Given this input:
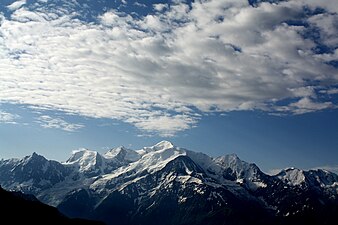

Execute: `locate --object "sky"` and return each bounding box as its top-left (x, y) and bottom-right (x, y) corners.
top-left (0, 0), bottom-right (337, 174)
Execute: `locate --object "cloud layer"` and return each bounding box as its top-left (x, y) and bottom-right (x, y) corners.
top-left (0, 0), bottom-right (337, 136)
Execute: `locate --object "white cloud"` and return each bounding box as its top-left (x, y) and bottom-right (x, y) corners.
top-left (0, 0), bottom-right (337, 136)
top-left (127, 114), bottom-right (198, 137)
top-left (134, 2), bottom-right (146, 8)
top-left (274, 97), bottom-right (333, 114)
top-left (153, 3), bottom-right (168, 12)
top-left (99, 10), bottom-right (121, 26)
top-left (36, 115), bottom-right (84, 132)
top-left (0, 110), bottom-right (19, 124)
top-left (7, 0), bottom-right (26, 11)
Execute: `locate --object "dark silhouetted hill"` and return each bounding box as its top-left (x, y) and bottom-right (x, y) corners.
top-left (0, 186), bottom-right (104, 225)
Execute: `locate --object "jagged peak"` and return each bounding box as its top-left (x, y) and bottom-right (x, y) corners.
top-left (214, 153), bottom-right (253, 170)
top-left (22, 152), bottom-right (47, 162)
top-left (277, 167), bottom-right (306, 186)
top-left (213, 153), bottom-right (263, 182)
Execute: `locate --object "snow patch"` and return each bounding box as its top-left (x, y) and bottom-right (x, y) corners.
top-left (176, 175), bottom-right (202, 185)
top-left (252, 181), bottom-right (267, 188)
top-left (178, 196), bottom-right (187, 204)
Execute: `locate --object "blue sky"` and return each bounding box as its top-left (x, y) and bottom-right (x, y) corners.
top-left (0, 0), bottom-right (337, 174)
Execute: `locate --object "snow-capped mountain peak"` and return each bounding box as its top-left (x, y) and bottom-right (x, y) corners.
top-left (104, 146), bottom-right (127, 158)
top-left (122, 144), bottom-right (185, 175)
top-left (144, 140), bottom-right (175, 152)
top-left (215, 153), bottom-right (241, 166)
top-left (20, 152), bottom-right (48, 165)
top-left (214, 153), bottom-right (261, 179)
top-left (215, 153), bottom-right (243, 167)
top-left (26, 151), bottom-right (44, 159)
top-left (277, 168), bottom-right (306, 186)
top-left (66, 149), bottom-right (94, 163)
top-left (64, 149), bottom-right (103, 173)
top-left (30, 152), bottom-right (40, 158)
top-left (153, 140), bottom-right (175, 149)
top-left (104, 146), bottom-right (140, 162)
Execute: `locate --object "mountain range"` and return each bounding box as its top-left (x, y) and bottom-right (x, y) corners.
top-left (1, 141), bottom-right (337, 225)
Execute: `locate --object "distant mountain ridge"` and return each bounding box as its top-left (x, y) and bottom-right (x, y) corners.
top-left (1, 141), bottom-right (337, 225)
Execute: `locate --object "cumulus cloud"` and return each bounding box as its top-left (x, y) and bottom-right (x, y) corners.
top-left (0, 0), bottom-right (337, 136)
top-left (0, 110), bottom-right (20, 124)
top-left (36, 115), bottom-right (84, 132)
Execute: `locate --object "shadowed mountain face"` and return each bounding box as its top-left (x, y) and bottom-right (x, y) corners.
top-left (0, 186), bottom-right (104, 225)
top-left (1, 141), bottom-right (338, 225)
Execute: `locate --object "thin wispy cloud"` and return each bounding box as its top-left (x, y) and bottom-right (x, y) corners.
top-left (0, 110), bottom-right (19, 124)
top-left (134, 2), bottom-right (146, 8)
top-left (36, 115), bottom-right (84, 132)
top-left (0, 0), bottom-right (337, 136)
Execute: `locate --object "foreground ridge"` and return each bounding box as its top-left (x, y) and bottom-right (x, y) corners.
top-left (1, 141), bottom-right (337, 225)
top-left (0, 186), bottom-right (104, 224)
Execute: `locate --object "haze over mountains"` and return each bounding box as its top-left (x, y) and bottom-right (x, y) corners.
top-left (1, 141), bottom-right (337, 225)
